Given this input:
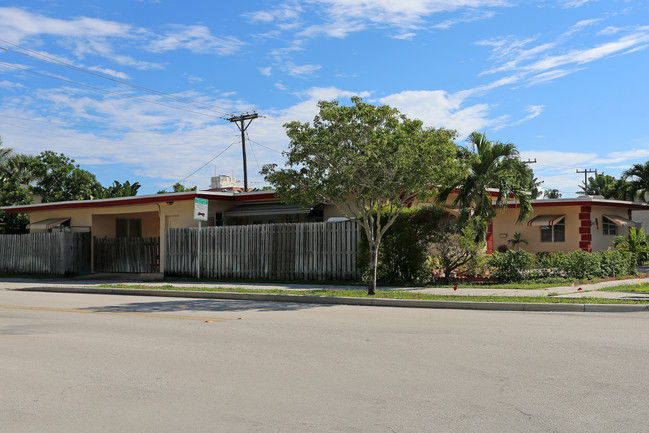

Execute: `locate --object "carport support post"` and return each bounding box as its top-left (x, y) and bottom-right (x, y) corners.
top-left (197, 221), bottom-right (201, 279)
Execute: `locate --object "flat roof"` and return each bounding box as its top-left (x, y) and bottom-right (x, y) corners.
top-left (0, 190), bottom-right (278, 213)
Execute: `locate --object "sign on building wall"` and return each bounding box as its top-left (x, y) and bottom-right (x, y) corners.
top-left (194, 198), bottom-right (208, 221)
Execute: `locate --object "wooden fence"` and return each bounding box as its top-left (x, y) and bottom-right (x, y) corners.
top-left (165, 221), bottom-right (360, 281)
top-left (0, 232), bottom-right (91, 275)
top-left (93, 237), bottom-right (160, 273)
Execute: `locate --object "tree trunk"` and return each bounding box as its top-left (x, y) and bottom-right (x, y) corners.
top-left (367, 243), bottom-right (379, 296)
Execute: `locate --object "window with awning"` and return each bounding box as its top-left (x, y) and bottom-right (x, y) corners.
top-left (602, 215), bottom-right (637, 227)
top-left (26, 217), bottom-right (70, 230)
top-left (526, 215), bottom-right (565, 226)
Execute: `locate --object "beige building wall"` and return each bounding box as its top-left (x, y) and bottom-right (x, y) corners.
top-left (589, 206), bottom-right (632, 252)
top-left (492, 206), bottom-right (582, 254)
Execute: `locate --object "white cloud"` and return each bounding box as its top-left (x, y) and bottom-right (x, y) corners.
top-left (392, 32), bottom-right (416, 40)
top-left (379, 90), bottom-right (493, 137)
top-left (87, 66), bottom-right (130, 79)
top-left (285, 63), bottom-right (322, 77)
top-left (147, 25), bottom-right (245, 55)
top-left (259, 66), bottom-right (272, 76)
top-left (560, 0), bottom-right (596, 8)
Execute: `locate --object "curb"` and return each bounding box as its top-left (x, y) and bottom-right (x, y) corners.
top-left (16, 286), bottom-right (649, 313)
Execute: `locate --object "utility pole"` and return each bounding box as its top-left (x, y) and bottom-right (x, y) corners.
top-left (228, 112), bottom-right (259, 192)
top-left (576, 168), bottom-right (597, 195)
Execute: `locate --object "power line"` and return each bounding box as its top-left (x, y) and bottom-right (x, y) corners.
top-left (247, 137), bottom-right (284, 155)
top-left (0, 113), bottom-right (227, 137)
top-left (168, 140), bottom-right (238, 191)
top-left (246, 132), bottom-right (261, 172)
top-left (0, 119), bottom-right (240, 147)
top-left (0, 40), bottom-right (243, 116)
top-left (0, 61), bottom-right (229, 120)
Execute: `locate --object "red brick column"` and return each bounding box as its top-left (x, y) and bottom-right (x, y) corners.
top-left (486, 222), bottom-right (493, 254)
top-left (578, 205), bottom-right (591, 252)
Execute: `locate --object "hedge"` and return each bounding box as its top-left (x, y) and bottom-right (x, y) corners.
top-left (488, 249), bottom-right (636, 283)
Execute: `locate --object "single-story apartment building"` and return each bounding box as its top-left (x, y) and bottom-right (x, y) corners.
top-left (3, 190), bottom-right (649, 274)
top-left (489, 195), bottom-right (649, 254)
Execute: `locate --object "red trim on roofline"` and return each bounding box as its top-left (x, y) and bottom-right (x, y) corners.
top-left (2, 190), bottom-right (281, 213)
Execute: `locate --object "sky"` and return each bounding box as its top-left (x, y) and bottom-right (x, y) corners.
top-left (0, 0), bottom-right (648, 196)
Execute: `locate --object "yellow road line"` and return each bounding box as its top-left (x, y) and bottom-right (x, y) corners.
top-left (0, 304), bottom-right (235, 322)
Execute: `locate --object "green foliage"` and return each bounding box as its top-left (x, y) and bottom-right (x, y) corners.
top-left (543, 189), bottom-right (562, 199)
top-left (359, 206), bottom-right (446, 284)
top-left (436, 132), bottom-right (534, 230)
top-left (95, 180), bottom-right (141, 198)
top-left (585, 173), bottom-right (630, 200)
top-left (613, 227), bottom-right (649, 264)
top-left (507, 232), bottom-right (528, 250)
top-left (430, 217), bottom-right (487, 283)
top-left (489, 250), bottom-right (635, 282)
top-left (0, 139), bottom-right (141, 232)
top-left (29, 151), bottom-right (101, 202)
top-left (157, 182), bottom-right (198, 194)
top-left (623, 161), bottom-right (649, 202)
top-left (488, 250), bottom-right (535, 282)
top-left (261, 97), bottom-right (464, 294)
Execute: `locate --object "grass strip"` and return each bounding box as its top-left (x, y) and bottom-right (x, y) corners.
top-left (598, 284), bottom-right (649, 294)
top-left (98, 284), bottom-right (649, 304)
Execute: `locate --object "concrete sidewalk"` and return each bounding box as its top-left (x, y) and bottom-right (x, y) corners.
top-left (2, 274), bottom-right (649, 302)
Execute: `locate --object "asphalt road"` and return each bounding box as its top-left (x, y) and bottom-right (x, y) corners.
top-left (2, 290), bottom-right (649, 433)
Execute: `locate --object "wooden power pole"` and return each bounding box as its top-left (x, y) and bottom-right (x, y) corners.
top-left (228, 112), bottom-right (259, 192)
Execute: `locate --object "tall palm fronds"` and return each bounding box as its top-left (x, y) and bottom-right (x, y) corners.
top-left (437, 132), bottom-right (533, 227)
top-left (623, 162), bottom-right (649, 202)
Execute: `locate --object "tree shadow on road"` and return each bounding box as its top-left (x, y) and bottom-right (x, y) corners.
top-left (83, 298), bottom-right (335, 314)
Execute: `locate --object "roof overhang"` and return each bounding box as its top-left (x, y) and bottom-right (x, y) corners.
top-left (527, 215), bottom-right (565, 226)
top-left (0, 190), bottom-right (279, 214)
top-left (26, 217), bottom-right (70, 230)
top-left (224, 203), bottom-right (314, 218)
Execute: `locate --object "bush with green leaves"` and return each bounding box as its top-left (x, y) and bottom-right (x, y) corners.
top-left (358, 205), bottom-right (446, 284)
top-left (487, 250), bottom-right (535, 282)
top-left (489, 249), bottom-right (635, 282)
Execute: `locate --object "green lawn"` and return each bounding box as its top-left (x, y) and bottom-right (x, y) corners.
top-left (98, 284), bottom-right (649, 304)
top-left (598, 284), bottom-right (649, 294)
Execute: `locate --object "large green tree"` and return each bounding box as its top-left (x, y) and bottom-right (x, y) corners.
top-left (0, 143), bottom-right (35, 233)
top-left (437, 132), bottom-right (533, 236)
top-left (585, 173), bottom-right (630, 200)
top-left (29, 151), bottom-right (102, 202)
top-left (261, 97), bottom-right (464, 295)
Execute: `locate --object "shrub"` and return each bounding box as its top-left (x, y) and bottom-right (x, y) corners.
top-left (487, 250), bottom-right (535, 282)
top-left (358, 205), bottom-right (446, 284)
top-left (489, 249), bottom-right (636, 283)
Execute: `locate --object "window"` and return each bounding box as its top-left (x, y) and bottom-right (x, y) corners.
top-left (602, 217), bottom-right (617, 236)
top-left (116, 218), bottom-right (142, 238)
top-left (540, 218), bottom-right (565, 243)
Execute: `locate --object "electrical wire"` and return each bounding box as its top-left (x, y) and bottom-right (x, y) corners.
top-left (0, 113), bottom-right (227, 137)
top-left (0, 119), bottom-right (239, 146)
top-left (246, 132), bottom-right (261, 172)
top-left (167, 139), bottom-right (238, 191)
top-left (246, 137), bottom-right (284, 154)
top-left (0, 40), bottom-right (243, 115)
top-left (0, 61), bottom-right (229, 120)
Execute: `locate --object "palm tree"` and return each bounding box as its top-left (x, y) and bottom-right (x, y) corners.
top-left (623, 161), bottom-right (649, 202)
top-left (613, 227), bottom-right (649, 264)
top-left (507, 232), bottom-right (528, 250)
top-left (437, 132), bottom-right (533, 233)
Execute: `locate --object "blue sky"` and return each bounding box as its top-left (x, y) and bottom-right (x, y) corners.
top-left (0, 0), bottom-right (648, 196)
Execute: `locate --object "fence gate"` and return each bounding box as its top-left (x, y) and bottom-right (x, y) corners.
top-left (93, 237), bottom-right (160, 273)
